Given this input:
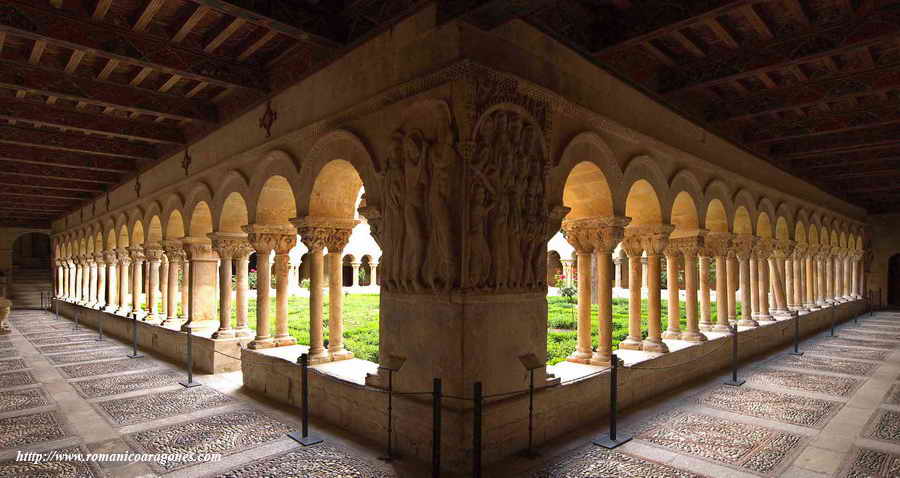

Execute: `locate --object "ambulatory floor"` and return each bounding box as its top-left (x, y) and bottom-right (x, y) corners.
top-left (1, 309), bottom-right (899, 477)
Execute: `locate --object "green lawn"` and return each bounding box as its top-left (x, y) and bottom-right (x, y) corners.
top-left (237, 293), bottom-right (739, 365)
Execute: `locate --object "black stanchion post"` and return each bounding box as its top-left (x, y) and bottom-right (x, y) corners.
top-left (473, 381), bottom-right (482, 478)
top-left (789, 315), bottom-right (803, 356)
top-left (724, 324), bottom-right (745, 386)
top-left (830, 306), bottom-right (837, 337)
top-left (378, 355), bottom-right (405, 462)
top-left (179, 324), bottom-right (200, 388)
top-left (288, 353), bottom-right (323, 446)
top-left (54, 299), bottom-right (59, 320)
top-left (593, 352), bottom-right (631, 448)
top-left (73, 310), bottom-right (80, 331)
top-left (518, 353), bottom-right (542, 458)
top-left (432, 378), bottom-right (441, 478)
top-left (97, 313), bottom-right (104, 342)
top-left (127, 313), bottom-right (143, 359)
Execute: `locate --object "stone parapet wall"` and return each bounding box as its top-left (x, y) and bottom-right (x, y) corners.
top-left (56, 301), bottom-right (247, 374)
top-left (243, 300), bottom-right (866, 472)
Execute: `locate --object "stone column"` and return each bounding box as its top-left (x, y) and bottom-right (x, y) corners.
top-left (370, 261), bottom-right (379, 287)
top-left (815, 251), bottom-right (826, 307)
top-left (351, 262), bottom-right (360, 288)
top-left (95, 253), bottom-right (106, 309)
top-left (641, 225), bottom-right (672, 353)
top-left (273, 232), bottom-right (298, 347)
top-left (749, 254), bottom-right (760, 320)
top-left (726, 252), bottom-right (738, 324)
top-left (162, 243), bottom-right (183, 326)
top-left (708, 233), bottom-right (731, 332)
top-left (844, 252), bottom-right (853, 300)
top-left (784, 254), bottom-right (794, 310)
top-left (291, 220), bottom-right (330, 362)
top-left (561, 259), bottom-right (574, 287)
top-left (159, 255), bottom-right (169, 318)
top-left (234, 244), bottom-right (254, 337)
top-left (770, 241), bottom-right (796, 318)
top-left (324, 224), bottom-right (356, 359)
top-left (662, 245), bottom-right (681, 340)
top-left (70, 259), bottom-right (78, 301)
top-left (244, 226), bottom-right (278, 349)
top-left (699, 252), bottom-right (713, 332)
top-left (753, 243), bottom-right (773, 321)
top-left (565, 236), bottom-right (594, 363)
top-left (80, 256), bottom-right (89, 304)
top-left (823, 250), bottom-right (833, 304)
top-left (87, 256), bottom-right (97, 307)
top-left (144, 245), bottom-right (162, 323)
top-left (210, 233), bottom-right (248, 339)
top-left (621, 235), bottom-right (644, 350)
top-left (733, 234), bottom-right (758, 327)
top-left (54, 259), bottom-right (63, 298)
top-left (60, 260), bottom-right (67, 299)
top-left (792, 245), bottom-right (808, 313)
top-left (181, 237), bottom-right (220, 332)
top-left (129, 246), bottom-right (145, 319)
top-left (805, 249), bottom-right (818, 310)
top-left (641, 257), bottom-right (649, 288)
top-left (104, 252), bottom-right (118, 312)
top-left (675, 235), bottom-right (706, 342)
top-left (851, 253), bottom-right (860, 299)
top-left (117, 249), bottom-right (132, 315)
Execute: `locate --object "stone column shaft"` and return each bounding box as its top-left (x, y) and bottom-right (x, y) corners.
top-left (622, 247), bottom-right (643, 350)
top-left (570, 250), bottom-right (593, 362)
top-left (714, 255), bottom-right (730, 332)
top-left (663, 251), bottom-right (681, 340)
top-left (726, 255), bottom-right (738, 323)
top-left (699, 255), bottom-right (712, 332)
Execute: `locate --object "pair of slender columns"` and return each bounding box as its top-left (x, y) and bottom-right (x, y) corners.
top-left (665, 237), bottom-right (706, 342)
top-left (117, 248), bottom-right (132, 315)
top-left (104, 251), bottom-right (118, 312)
top-left (163, 242), bottom-right (185, 326)
top-left (129, 247), bottom-right (145, 318)
top-left (94, 253), bottom-right (107, 309)
top-left (143, 246), bottom-right (163, 322)
top-left (245, 225), bottom-right (300, 350)
top-left (619, 225), bottom-right (672, 353)
top-left (292, 218), bottom-right (359, 364)
top-left (209, 233), bottom-right (254, 339)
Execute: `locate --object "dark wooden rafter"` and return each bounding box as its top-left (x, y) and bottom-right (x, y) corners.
top-left (0, 60), bottom-right (216, 122)
top-left (0, 179), bottom-right (100, 194)
top-left (133, 0), bottom-right (166, 33)
top-left (0, 96), bottom-right (183, 144)
top-left (771, 121), bottom-right (900, 157)
top-left (0, 1), bottom-right (269, 92)
top-left (661, 8), bottom-right (900, 95)
top-left (746, 100), bottom-right (900, 144)
top-left (810, 168), bottom-right (900, 180)
top-left (0, 124), bottom-right (155, 160)
top-left (0, 161), bottom-right (120, 184)
top-left (0, 144), bottom-right (133, 173)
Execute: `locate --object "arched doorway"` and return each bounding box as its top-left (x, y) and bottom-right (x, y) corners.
top-left (889, 254), bottom-right (900, 307)
top-left (13, 232), bottom-right (51, 270)
top-left (9, 232), bottom-right (52, 308)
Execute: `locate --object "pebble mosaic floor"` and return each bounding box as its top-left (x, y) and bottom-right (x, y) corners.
top-left (2, 308), bottom-right (900, 477)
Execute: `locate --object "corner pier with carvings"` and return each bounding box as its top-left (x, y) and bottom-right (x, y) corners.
top-left (47, 9), bottom-right (870, 473)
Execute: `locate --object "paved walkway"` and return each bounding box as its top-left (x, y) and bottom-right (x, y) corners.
top-left (1, 309), bottom-right (898, 477)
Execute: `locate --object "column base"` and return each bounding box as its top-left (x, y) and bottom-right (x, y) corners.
top-left (661, 330), bottom-right (682, 340)
top-left (680, 331), bottom-right (707, 342)
top-left (775, 310), bottom-right (798, 320)
top-left (248, 337), bottom-right (276, 349)
top-left (161, 317), bottom-right (184, 328)
top-left (132, 311), bottom-right (148, 321)
top-left (329, 349), bottom-right (354, 361)
top-left (619, 336), bottom-right (643, 350)
top-left (116, 308), bottom-right (132, 317)
top-left (737, 319), bottom-right (759, 327)
top-left (752, 314), bottom-right (775, 322)
top-left (589, 352), bottom-right (611, 366)
top-left (234, 328), bottom-right (254, 338)
top-left (308, 349), bottom-right (330, 364)
top-left (641, 339), bottom-right (669, 353)
top-left (143, 314), bottom-right (163, 325)
top-left (274, 335), bottom-right (296, 347)
top-left (211, 329), bottom-right (236, 340)
top-left (104, 305), bottom-right (118, 313)
top-left (712, 324), bottom-right (732, 333)
top-left (805, 303), bottom-right (820, 311)
top-left (566, 350), bottom-right (593, 364)
top-left (698, 322), bottom-right (714, 332)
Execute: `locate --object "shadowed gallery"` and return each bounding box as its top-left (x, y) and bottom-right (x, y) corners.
top-left (0, 1), bottom-right (899, 477)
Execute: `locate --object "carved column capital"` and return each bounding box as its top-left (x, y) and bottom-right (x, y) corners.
top-left (127, 246), bottom-right (145, 262)
top-left (93, 252), bottom-right (104, 264)
top-left (181, 237), bottom-right (217, 262)
top-left (162, 240), bottom-right (186, 264)
top-left (291, 217), bottom-right (357, 253)
top-left (208, 232), bottom-right (250, 260)
top-left (792, 243), bottom-right (807, 259)
top-left (753, 238), bottom-right (775, 260)
top-left (562, 216), bottom-right (630, 254)
top-left (621, 235), bottom-right (644, 258)
top-left (627, 224), bottom-right (673, 256)
top-left (117, 248), bottom-right (132, 264)
top-left (731, 234), bottom-right (756, 261)
top-left (243, 224), bottom-right (297, 254)
top-left (773, 239), bottom-right (795, 259)
top-left (144, 244), bottom-right (164, 262)
top-left (102, 251), bottom-right (117, 265)
top-left (671, 233), bottom-right (706, 258)
top-left (703, 232), bottom-right (732, 258)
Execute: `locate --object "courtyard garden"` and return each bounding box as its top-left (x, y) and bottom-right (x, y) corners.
top-left (235, 293), bottom-right (739, 365)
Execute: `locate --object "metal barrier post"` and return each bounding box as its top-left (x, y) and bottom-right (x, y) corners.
top-left (788, 315), bottom-right (803, 356)
top-left (73, 310), bottom-right (80, 331)
top-left (127, 313), bottom-right (143, 359)
top-left (54, 299), bottom-right (59, 320)
top-left (830, 306), bottom-right (837, 337)
top-left (179, 325), bottom-right (201, 388)
top-left (288, 353), bottom-right (323, 446)
top-left (593, 353), bottom-right (631, 448)
top-left (724, 324), bottom-right (745, 386)
top-left (97, 313), bottom-right (104, 342)
top-left (473, 381), bottom-right (482, 478)
top-left (432, 378), bottom-right (442, 478)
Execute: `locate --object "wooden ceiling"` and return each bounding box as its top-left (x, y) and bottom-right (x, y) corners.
top-left (0, 0), bottom-right (896, 229)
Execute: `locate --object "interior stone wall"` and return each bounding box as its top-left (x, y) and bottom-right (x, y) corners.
top-left (865, 213), bottom-right (900, 306)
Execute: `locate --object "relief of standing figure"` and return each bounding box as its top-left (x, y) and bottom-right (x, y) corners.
top-left (424, 142), bottom-right (455, 292)
top-left (401, 130), bottom-right (429, 292)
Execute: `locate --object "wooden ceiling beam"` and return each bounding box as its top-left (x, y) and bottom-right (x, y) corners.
top-left (181, 0), bottom-right (341, 49)
top-left (813, 168), bottom-right (900, 180)
top-left (704, 18), bottom-right (739, 49)
top-left (92, 0), bottom-right (113, 21)
top-left (96, 58), bottom-right (120, 80)
top-left (133, 0), bottom-right (165, 33)
top-left (0, 169), bottom-right (118, 184)
top-left (172, 5), bottom-right (208, 43)
top-left (64, 50), bottom-right (86, 74)
top-left (739, 4), bottom-right (773, 40)
top-left (0, 178), bottom-right (102, 193)
top-left (0, 153), bottom-right (132, 174)
top-left (670, 30), bottom-right (705, 57)
top-left (204, 17), bottom-right (245, 53)
top-left (784, 0), bottom-right (810, 26)
top-left (0, 188), bottom-right (89, 200)
top-left (0, 96), bottom-right (183, 144)
top-left (0, 124), bottom-right (156, 160)
top-left (0, 1), bottom-right (267, 92)
top-left (642, 41), bottom-right (675, 66)
top-left (238, 30), bottom-right (277, 62)
top-left (778, 139), bottom-right (900, 159)
top-left (0, 59), bottom-right (216, 123)
top-left (28, 39), bottom-right (47, 65)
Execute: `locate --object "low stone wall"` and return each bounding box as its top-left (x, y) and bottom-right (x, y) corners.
top-left (55, 301), bottom-right (247, 374)
top-left (242, 299), bottom-right (867, 472)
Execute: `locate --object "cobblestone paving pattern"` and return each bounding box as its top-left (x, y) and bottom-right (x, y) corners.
top-left (770, 354), bottom-right (879, 376)
top-left (883, 384), bottom-right (900, 405)
top-left (29, 334), bottom-right (103, 345)
top-left (0, 342), bottom-right (13, 350)
top-left (0, 350), bottom-right (18, 359)
top-left (0, 445), bottom-right (102, 477)
top-left (38, 341), bottom-right (124, 355)
top-left (0, 359), bottom-right (27, 371)
top-left (814, 337), bottom-right (898, 350)
top-left (804, 345), bottom-right (890, 361)
top-left (747, 368), bottom-right (862, 397)
top-left (45, 348), bottom-right (128, 365)
top-left (636, 411), bottom-right (802, 475)
top-left (206, 443), bottom-right (398, 478)
top-left (864, 409), bottom-right (900, 444)
top-left (839, 328), bottom-right (900, 339)
top-left (96, 385), bottom-right (235, 426)
top-left (701, 385), bottom-right (841, 427)
top-left (840, 447), bottom-right (900, 477)
top-left (0, 411), bottom-right (69, 448)
top-left (0, 387), bottom-right (51, 414)
top-left (57, 356), bottom-right (165, 379)
top-left (126, 408), bottom-right (294, 473)
top-left (71, 369), bottom-right (183, 399)
top-left (0, 371), bottom-right (35, 389)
